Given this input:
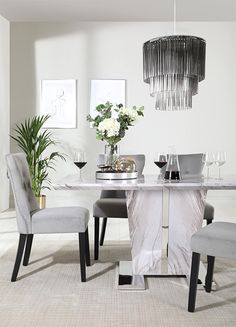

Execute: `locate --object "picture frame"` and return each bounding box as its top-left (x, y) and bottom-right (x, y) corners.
top-left (90, 79), bottom-right (126, 117)
top-left (40, 79), bottom-right (77, 128)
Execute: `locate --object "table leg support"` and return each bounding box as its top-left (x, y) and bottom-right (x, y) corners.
top-left (126, 190), bottom-right (163, 275)
top-left (168, 189), bottom-right (207, 275)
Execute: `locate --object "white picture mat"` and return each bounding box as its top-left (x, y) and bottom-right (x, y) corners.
top-left (90, 79), bottom-right (126, 117)
top-left (40, 79), bottom-right (77, 128)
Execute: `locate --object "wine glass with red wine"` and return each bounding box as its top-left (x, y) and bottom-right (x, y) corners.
top-left (74, 151), bottom-right (87, 180)
top-left (154, 152), bottom-right (167, 180)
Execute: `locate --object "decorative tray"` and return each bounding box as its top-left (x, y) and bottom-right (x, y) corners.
top-left (96, 171), bottom-right (138, 180)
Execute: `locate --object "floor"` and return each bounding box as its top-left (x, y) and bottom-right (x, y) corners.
top-left (0, 209), bottom-right (236, 326)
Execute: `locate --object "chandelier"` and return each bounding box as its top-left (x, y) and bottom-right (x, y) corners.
top-left (143, 2), bottom-right (206, 111)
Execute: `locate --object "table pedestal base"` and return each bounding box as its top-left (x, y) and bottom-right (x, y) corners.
top-left (120, 188), bottom-right (211, 291)
top-left (126, 189), bottom-right (207, 276)
top-left (117, 260), bottom-right (216, 291)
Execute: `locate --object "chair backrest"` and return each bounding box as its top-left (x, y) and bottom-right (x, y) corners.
top-left (100, 154), bottom-right (145, 199)
top-left (6, 153), bottom-right (39, 233)
top-left (178, 153), bottom-right (204, 179)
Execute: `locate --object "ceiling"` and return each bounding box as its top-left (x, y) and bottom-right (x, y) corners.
top-left (0, 0), bottom-right (235, 22)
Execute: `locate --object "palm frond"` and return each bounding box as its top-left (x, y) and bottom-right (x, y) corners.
top-left (11, 114), bottom-right (65, 196)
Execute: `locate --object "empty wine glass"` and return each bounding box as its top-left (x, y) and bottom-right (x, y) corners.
top-left (215, 151), bottom-right (226, 180)
top-left (202, 152), bottom-right (214, 180)
top-left (73, 151), bottom-right (87, 180)
top-left (154, 152), bottom-right (167, 180)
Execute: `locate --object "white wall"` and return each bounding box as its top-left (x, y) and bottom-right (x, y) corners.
top-left (10, 22), bottom-right (236, 218)
top-left (0, 15), bottom-right (9, 212)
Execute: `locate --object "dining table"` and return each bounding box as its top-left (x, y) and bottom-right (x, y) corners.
top-left (53, 174), bottom-right (236, 290)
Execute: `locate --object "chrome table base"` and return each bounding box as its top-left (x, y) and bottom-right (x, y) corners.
top-left (117, 259), bottom-right (216, 291)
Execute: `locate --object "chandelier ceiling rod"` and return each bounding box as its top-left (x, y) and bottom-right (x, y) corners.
top-left (173, 0), bottom-right (176, 35)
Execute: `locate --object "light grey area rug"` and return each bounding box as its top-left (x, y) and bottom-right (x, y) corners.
top-left (0, 213), bottom-right (236, 327)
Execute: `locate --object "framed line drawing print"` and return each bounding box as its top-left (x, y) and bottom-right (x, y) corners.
top-left (40, 79), bottom-right (77, 128)
top-left (90, 79), bottom-right (126, 117)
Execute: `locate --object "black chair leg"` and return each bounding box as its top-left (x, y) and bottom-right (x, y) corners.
top-left (188, 252), bottom-right (200, 313)
top-left (79, 232), bottom-right (86, 282)
top-left (205, 255), bottom-right (215, 293)
top-left (85, 228), bottom-right (91, 266)
top-left (94, 217), bottom-right (100, 260)
top-left (100, 217), bottom-right (107, 246)
top-left (11, 234), bottom-right (27, 282)
top-left (23, 234), bottom-right (34, 266)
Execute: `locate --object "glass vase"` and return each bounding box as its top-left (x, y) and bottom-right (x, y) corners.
top-left (105, 144), bottom-right (119, 168)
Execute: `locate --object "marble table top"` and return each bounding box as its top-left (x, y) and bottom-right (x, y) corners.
top-left (53, 174), bottom-right (236, 191)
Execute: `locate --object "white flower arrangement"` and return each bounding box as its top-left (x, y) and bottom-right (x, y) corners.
top-left (87, 102), bottom-right (144, 145)
top-left (97, 118), bottom-right (120, 137)
top-left (119, 107), bottom-right (139, 125)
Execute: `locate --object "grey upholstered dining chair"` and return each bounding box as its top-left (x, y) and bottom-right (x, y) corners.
top-left (93, 154), bottom-right (145, 260)
top-left (6, 153), bottom-right (90, 282)
top-left (188, 222), bottom-right (236, 312)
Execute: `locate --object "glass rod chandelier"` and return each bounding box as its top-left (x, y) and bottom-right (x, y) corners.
top-left (143, 2), bottom-right (206, 111)
top-left (143, 36), bottom-right (206, 110)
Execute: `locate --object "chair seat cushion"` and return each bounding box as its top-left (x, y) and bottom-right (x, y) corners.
top-left (32, 207), bottom-right (89, 234)
top-left (203, 202), bottom-right (214, 221)
top-left (191, 222), bottom-right (236, 260)
top-left (93, 198), bottom-right (128, 218)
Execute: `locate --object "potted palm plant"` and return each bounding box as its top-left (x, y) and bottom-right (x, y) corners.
top-left (11, 115), bottom-right (65, 208)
